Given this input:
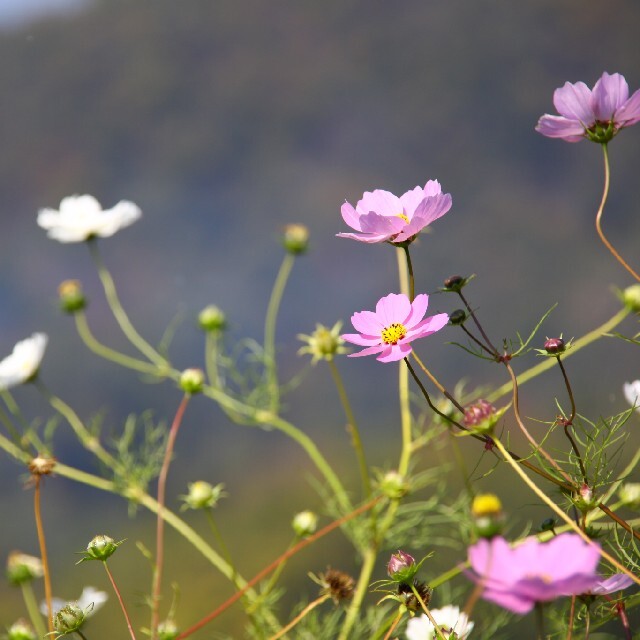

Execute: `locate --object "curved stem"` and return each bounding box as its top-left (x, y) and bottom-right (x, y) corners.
top-left (328, 359), bottom-right (370, 498)
top-left (103, 561), bottom-right (137, 640)
top-left (457, 290), bottom-right (499, 356)
top-left (34, 477), bottom-right (54, 634)
top-left (21, 573), bottom-right (47, 638)
top-left (74, 312), bottom-right (163, 376)
top-left (381, 609), bottom-right (404, 640)
top-left (337, 546), bottom-right (377, 640)
top-left (411, 352), bottom-right (465, 413)
top-left (595, 143), bottom-right (640, 282)
top-left (268, 595), bottom-right (330, 640)
top-left (88, 240), bottom-right (169, 368)
top-left (151, 393), bottom-right (190, 640)
top-left (264, 253), bottom-right (295, 413)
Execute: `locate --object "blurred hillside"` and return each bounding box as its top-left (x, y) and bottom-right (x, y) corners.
top-left (1, 0), bottom-right (640, 637)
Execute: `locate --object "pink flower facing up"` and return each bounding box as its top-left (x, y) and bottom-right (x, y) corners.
top-left (337, 180), bottom-right (452, 245)
top-left (536, 72), bottom-right (640, 143)
top-left (467, 534), bottom-right (602, 614)
top-left (341, 293), bottom-right (448, 363)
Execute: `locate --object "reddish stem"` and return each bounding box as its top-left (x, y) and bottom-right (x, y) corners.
top-left (104, 561), bottom-right (137, 640)
top-left (34, 477), bottom-right (54, 634)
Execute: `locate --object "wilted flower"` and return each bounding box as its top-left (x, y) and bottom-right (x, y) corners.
top-left (0, 333), bottom-right (47, 390)
top-left (624, 381), bottom-right (640, 412)
top-left (405, 605), bottom-right (474, 640)
top-left (6, 552), bottom-right (43, 585)
top-left (396, 580), bottom-right (432, 612)
top-left (37, 194), bottom-right (141, 242)
top-left (337, 180), bottom-right (452, 245)
top-left (181, 481), bottom-right (226, 510)
top-left (28, 455), bottom-right (56, 477)
top-left (536, 72), bottom-right (640, 143)
top-left (316, 568), bottom-right (355, 603)
top-left (467, 534), bottom-right (601, 614)
top-left (297, 321), bottom-right (348, 363)
top-left (341, 293), bottom-right (448, 363)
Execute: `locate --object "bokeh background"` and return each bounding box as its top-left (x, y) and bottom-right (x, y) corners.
top-left (1, 0), bottom-right (639, 637)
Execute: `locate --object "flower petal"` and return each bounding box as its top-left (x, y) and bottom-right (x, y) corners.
top-left (350, 310), bottom-right (384, 335)
top-left (592, 72), bottom-right (629, 121)
top-left (616, 88), bottom-right (640, 126)
top-left (377, 343), bottom-right (412, 362)
top-left (375, 293), bottom-right (410, 326)
top-left (553, 81), bottom-right (594, 123)
top-left (340, 201), bottom-right (362, 231)
top-left (347, 345), bottom-right (385, 358)
top-left (356, 189), bottom-right (402, 217)
top-left (535, 115), bottom-right (586, 141)
top-left (404, 293), bottom-right (429, 328)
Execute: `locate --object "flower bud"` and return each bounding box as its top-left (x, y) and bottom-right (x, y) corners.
top-left (442, 275), bottom-right (473, 292)
top-left (618, 482), bottom-right (640, 509)
top-left (387, 550), bottom-right (417, 583)
top-left (282, 224), bottom-right (309, 255)
top-left (182, 481), bottom-right (226, 510)
top-left (297, 322), bottom-right (347, 363)
top-left (448, 309), bottom-right (467, 326)
top-left (6, 552), bottom-right (43, 585)
top-left (58, 280), bottom-right (87, 314)
top-left (7, 619), bottom-right (37, 640)
top-left (84, 535), bottom-right (122, 561)
top-left (198, 305), bottom-right (227, 332)
top-left (539, 518), bottom-right (557, 534)
top-left (292, 510), bottom-right (318, 538)
top-left (471, 494), bottom-right (504, 538)
top-left (463, 399), bottom-right (503, 434)
top-left (543, 337), bottom-right (565, 355)
top-left (54, 603), bottom-right (86, 634)
top-left (622, 284), bottom-right (640, 313)
top-left (179, 368), bottom-right (205, 394)
top-left (158, 619), bottom-right (179, 640)
top-left (379, 470), bottom-right (409, 499)
top-left (573, 483), bottom-right (598, 513)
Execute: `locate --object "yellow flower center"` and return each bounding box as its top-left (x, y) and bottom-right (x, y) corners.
top-left (395, 213), bottom-right (409, 224)
top-left (381, 323), bottom-right (407, 345)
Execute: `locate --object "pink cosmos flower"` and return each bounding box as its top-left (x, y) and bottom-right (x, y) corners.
top-left (337, 180), bottom-right (452, 244)
top-left (536, 72), bottom-right (640, 143)
top-left (588, 573), bottom-right (634, 596)
top-left (341, 293), bottom-right (448, 363)
top-left (467, 534), bottom-right (601, 614)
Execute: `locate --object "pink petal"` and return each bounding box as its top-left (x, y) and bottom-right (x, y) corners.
top-left (553, 81), bottom-right (594, 123)
top-left (341, 201), bottom-right (362, 231)
top-left (341, 332), bottom-right (381, 347)
top-left (347, 344), bottom-right (386, 358)
top-left (616, 88), bottom-right (640, 126)
top-left (407, 313), bottom-right (449, 339)
top-left (356, 190), bottom-right (402, 217)
top-left (590, 574), bottom-right (634, 595)
top-left (377, 343), bottom-right (412, 362)
top-left (592, 72), bottom-right (629, 121)
top-left (336, 231), bottom-right (395, 243)
top-left (398, 185), bottom-right (428, 218)
top-left (359, 212), bottom-right (405, 235)
top-left (535, 115), bottom-right (586, 142)
top-left (351, 310), bottom-right (384, 335)
top-left (375, 293), bottom-right (410, 326)
top-left (423, 179), bottom-right (442, 197)
top-left (404, 294), bottom-right (429, 328)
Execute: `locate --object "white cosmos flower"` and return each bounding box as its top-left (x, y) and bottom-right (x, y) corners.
top-left (42, 586), bottom-right (108, 617)
top-left (406, 606), bottom-right (474, 640)
top-left (624, 381), bottom-right (640, 412)
top-left (37, 194), bottom-right (141, 242)
top-left (0, 333), bottom-right (48, 390)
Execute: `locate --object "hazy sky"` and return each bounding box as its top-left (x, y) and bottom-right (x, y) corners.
top-left (0, 0), bottom-right (88, 27)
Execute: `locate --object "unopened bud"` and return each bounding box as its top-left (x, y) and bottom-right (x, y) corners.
top-left (83, 535), bottom-right (122, 562)
top-left (158, 619), bottom-right (179, 640)
top-left (573, 483), bottom-right (598, 513)
top-left (198, 305), bottom-right (227, 332)
top-left (182, 481), bottom-right (225, 510)
top-left (544, 337), bottom-right (565, 355)
top-left (58, 280), bottom-right (86, 314)
top-left (471, 494), bottom-right (504, 538)
top-left (387, 550), bottom-right (417, 583)
top-left (442, 275), bottom-right (473, 292)
top-left (179, 368), bottom-right (205, 394)
top-left (54, 604), bottom-right (86, 634)
top-left (539, 518), bottom-right (556, 534)
top-left (463, 400), bottom-right (502, 434)
top-left (622, 284), bottom-right (640, 313)
top-left (7, 619), bottom-right (37, 640)
top-left (618, 483), bottom-right (640, 509)
top-left (379, 470), bottom-right (409, 499)
top-left (6, 552), bottom-right (43, 585)
top-left (282, 224), bottom-right (309, 255)
top-left (448, 309), bottom-right (467, 325)
top-left (292, 510), bottom-right (318, 537)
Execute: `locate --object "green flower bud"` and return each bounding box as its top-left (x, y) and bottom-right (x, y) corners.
top-left (618, 482), bottom-right (640, 509)
top-left (291, 510), bottom-right (318, 538)
top-left (297, 321), bottom-right (348, 363)
top-left (198, 305), bottom-right (227, 332)
top-left (58, 280), bottom-right (86, 314)
top-left (379, 470), bottom-right (409, 499)
top-left (387, 550), bottom-right (417, 584)
top-left (539, 518), bottom-right (557, 534)
top-left (471, 493), bottom-right (505, 538)
top-left (573, 483), bottom-right (598, 514)
top-left (282, 224), bottom-right (309, 255)
top-left (6, 619), bottom-right (37, 640)
top-left (622, 284), bottom-right (640, 313)
top-left (181, 481), bottom-right (226, 510)
top-left (158, 619), bottom-right (179, 640)
top-left (54, 604), bottom-right (85, 634)
top-left (83, 535), bottom-right (122, 562)
top-left (442, 274), bottom-right (474, 293)
top-left (448, 309), bottom-right (467, 325)
top-left (179, 368), bottom-right (205, 394)
top-left (6, 552), bottom-right (43, 585)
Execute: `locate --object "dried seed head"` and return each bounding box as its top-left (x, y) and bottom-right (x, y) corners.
top-left (318, 568), bottom-right (355, 603)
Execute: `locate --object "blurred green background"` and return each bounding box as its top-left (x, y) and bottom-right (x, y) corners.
top-left (1, 0), bottom-right (639, 637)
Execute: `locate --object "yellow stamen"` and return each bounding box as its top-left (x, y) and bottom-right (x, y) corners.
top-left (395, 213), bottom-right (409, 224)
top-left (381, 323), bottom-right (407, 345)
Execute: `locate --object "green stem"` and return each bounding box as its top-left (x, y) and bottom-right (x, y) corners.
top-left (21, 582), bottom-right (47, 638)
top-left (263, 253), bottom-right (296, 413)
top-left (595, 143), bottom-right (640, 282)
top-left (535, 602), bottom-right (545, 640)
top-left (88, 240), bottom-right (169, 368)
top-left (486, 308), bottom-right (630, 403)
top-left (205, 510), bottom-right (240, 589)
top-left (204, 332), bottom-right (222, 388)
top-left (328, 359), bottom-right (370, 498)
top-left (337, 546), bottom-right (377, 640)
top-left (409, 585), bottom-right (446, 640)
top-left (74, 312), bottom-right (163, 376)
top-left (401, 245), bottom-right (415, 302)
